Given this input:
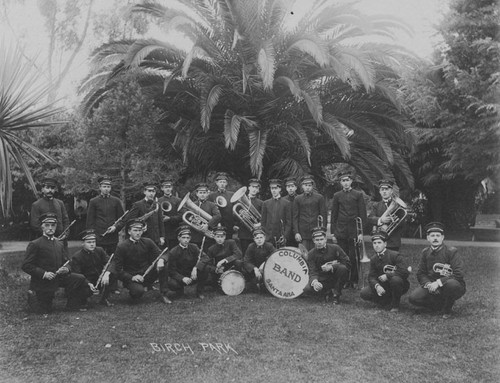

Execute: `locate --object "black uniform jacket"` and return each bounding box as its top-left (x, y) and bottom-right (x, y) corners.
top-left (199, 239), bottom-right (242, 273)
top-left (416, 245), bottom-right (465, 288)
top-left (164, 243), bottom-right (205, 282)
top-left (243, 242), bottom-right (276, 273)
top-left (114, 237), bottom-right (160, 283)
top-left (368, 249), bottom-right (409, 289)
top-left (71, 246), bottom-right (110, 283)
top-left (331, 189), bottom-right (367, 239)
top-left (22, 236), bottom-right (70, 292)
top-left (158, 194), bottom-right (183, 240)
top-left (261, 197), bottom-right (292, 242)
top-left (86, 195), bottom-right (125, 245)
top-left (307, 244), bottom-right (351, 282)
top-left (293, 192), bottom-right (327, 240)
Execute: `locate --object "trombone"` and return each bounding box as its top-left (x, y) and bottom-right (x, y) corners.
top-left (355, 217), bottom-right (370, 288)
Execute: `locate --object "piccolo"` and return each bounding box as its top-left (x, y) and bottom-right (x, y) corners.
top-left (56, 220), bottom-right (76, 240)
top-left (95, 253), bottom-right (115, 288)
top-left (101, 210), bottom-right (130, 237)
top-left (142, 247), bottom-right (169, 279)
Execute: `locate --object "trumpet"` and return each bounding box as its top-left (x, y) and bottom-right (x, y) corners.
top-left (230, 187), bottom-right (261, 232)
top-left (379, 197), bottom-right (408, 236)
top-left (433, 263), bottom-right (453, 277)
top-left (178, 193), bottom-right (216, 238)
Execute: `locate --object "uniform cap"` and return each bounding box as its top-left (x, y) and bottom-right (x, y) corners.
top-left (311, 226), bottom-right (327, 238)
top-left (378, 179), bottom-right (394, 188)
top-left (40, 212), bottom-right (57, 224)
top-left (248, 178), bottom-right (261, 187)
top-left (284, 177), bottom-right (297, 186)
top-left (269, 179), bottom-right (282, 187)
top-left (41, 177), bottom-right (58, 187)
top-left (79, 229), bottom-right (97, 241)
top-left (195, 182), bottom-right (210, 191)
top-left (215, 172), bottom-right (229, 181)
top-left (425, 222), bottom-right (445, 234)
top-left (98, 176), bottom-right (112, 185)
top-left (252, 227), bottom-right (266, 237)
top-left (177, 225), bottom-right (192, 237)
top-left (371, 230), bottom-right (388, 242)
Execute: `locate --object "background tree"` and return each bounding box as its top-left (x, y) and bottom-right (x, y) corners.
top-left (81, 0), bottom-right (416, 193)
top-left (400, 0), bottom-right (499, 231)
top-left (62, 77), bottom-right (182, 206)
top-left (0, 43), bottom-right (62, 218)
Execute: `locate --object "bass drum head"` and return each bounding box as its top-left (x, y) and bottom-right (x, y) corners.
top-left (219, 270), bottom-right (245, 296)
top-left (263, 247), bottom-right (309, 299)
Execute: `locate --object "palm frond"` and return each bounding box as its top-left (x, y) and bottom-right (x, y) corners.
top-left (257, 40), bottom-right (276, 90)
top-left (247, 127), bottom-right (268, 178)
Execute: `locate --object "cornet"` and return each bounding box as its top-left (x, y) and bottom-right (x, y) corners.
top-left (433, 263), bottom-right (453, 277)
top-left (178, 193), bottom-right (216, 238)
top-left (383, 265), bottom-right (396, 273)
top-left (379, 197), bottom-right (408, 236)
top-left (230, 187), bottom-right (261, 232)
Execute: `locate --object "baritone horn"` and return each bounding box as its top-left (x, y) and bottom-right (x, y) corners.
top-left (230, 187), bottom-right (261, 232)
top-left (379, 197), bottom-right (408, 236)
top-left (161, 200), bottom-right (172, 213)
top-left (433, 263), bottom-right (453, 277)
top-left (177, 193), bottom-right (216, 238)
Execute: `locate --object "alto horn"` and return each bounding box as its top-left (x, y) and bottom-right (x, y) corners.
top-left (161, 201), bottom-right (172, 213)
top-left (230, 187), bottom-right (261, 232)
top-left (433, 263), bottom-right (453, 277)
top-left (215, 195), bottom-right (228, 208)
top-left (177, 193), bottom-right (215, 238)
top-left (379, 197), bottom-right (408, 236)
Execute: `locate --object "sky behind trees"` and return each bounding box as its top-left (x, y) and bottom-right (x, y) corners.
top-left (1, 0), bottom-right (449, 105)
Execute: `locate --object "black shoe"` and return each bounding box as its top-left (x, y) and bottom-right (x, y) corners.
top-left (196, 293), bottom-right (205, 300)
top-left (112, 290), bottom-right (121, 295)
top-left (324, 290), bottom-right (333, 303)
top-left (160, 295), bottom-right (172, 304)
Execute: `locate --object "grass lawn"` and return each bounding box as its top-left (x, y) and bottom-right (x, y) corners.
top-left (0, 244), bottom-right (499, 383)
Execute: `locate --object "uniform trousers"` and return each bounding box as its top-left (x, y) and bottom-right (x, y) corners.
top-left (360, 276), bottom-right (410, 308)
top-left (122, 269), bottom-right (167, 300)
top-left (303, 264), bottom-right (349, 297)
top-left (337, 237), bottom-right (358, 283)
top-left (98, 242), bottom-right (119, 292)
top-left (34, 273), bottom-right (88, 313)
top-left (409, 279), bottom-right (465, 313)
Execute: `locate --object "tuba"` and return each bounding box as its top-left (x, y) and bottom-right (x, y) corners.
top-left (379, 197), bottom-right (408, 236)
top-left (433, 263), bottom-right (453, 277)
top-left (177, 193), bottom-right (216, 238)
top-left (230, 187), bottom-right (261, 232)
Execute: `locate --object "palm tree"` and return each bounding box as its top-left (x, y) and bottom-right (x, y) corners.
top-left (81, 0), bottom-right (415, 190)
top-left (0, 44), bottom-right (62, 217)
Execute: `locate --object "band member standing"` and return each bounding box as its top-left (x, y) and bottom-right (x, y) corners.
top-left (114, 219), bottom-right (170, 304)
top-left (409, 222), bottom-right (466, 319)
top-left (284, 177), bottom-right (298, 247)
top-left (190, 182), bottom-right (221, 248)
top-left (159, 226), bottom-right (207, 300)
top-left (86, 176), bottom-right (125, 255)
top-left (158, 178), bottom-right (183, 250)
top-left (70, 229), bottom-right (115, 307)
top-left (243, 228), bottom-right (276, 291)
top-left (197, 224), bottom-right (244, 293)
top-left (304, 226), bottom-right (350, 304)
top-left (331, 170), bottom-right (367, 288)
top-left (237, 178), bottom-right (264, 254)
top-left (367, 179), bottom-right (404, 251)
top-left (261, 179), bottom-right (291, 248)
top-left (208, 172), bottom-right (235, 239)
top-left (128, 182), bottom-right (165, 247)
top-left (30, 177), bottom-right (70, 238)
top-left (360, 231), bottom-right (410, 312)
top-left (293, 175), bottom-right (328, 251)
top-left (22, 213), bottom-right (88, 313)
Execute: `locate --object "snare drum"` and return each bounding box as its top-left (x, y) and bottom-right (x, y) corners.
top-left (263, 247), bottom-right (309, 299)
top-left (219, 270), bottom-right (245, 296)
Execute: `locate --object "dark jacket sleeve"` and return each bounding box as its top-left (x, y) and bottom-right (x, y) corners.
top-left (416, 250), bottom-right (431, 287)
top-left (22, 242), bottom-right (45, 278)
top-left (283, 201), bottom-right (292, 239)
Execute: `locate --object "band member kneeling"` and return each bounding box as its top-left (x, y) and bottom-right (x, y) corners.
top-left (360, 230), bottom-right (410, 312)
top-left (409, 222), bottom-right (466, 319)
top-left (242, 228), bottom-right (276, 292)
top-left (22, 213), bottom-right (89, 313)
top-left (71, 229), bottom-right (116, 307)
top-left (114, 219), bottom-right (170, 304)
top-left (160, 226), bottom-right (208, 300)
top-left (197, 224), bottom-right (244, 293)
top-left (304, 226), bottom-right (350, 304)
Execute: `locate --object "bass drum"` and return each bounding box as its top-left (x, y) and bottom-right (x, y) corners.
top-left (263, 247), bottom-right (309, 299)
top-left (219, 270), bottom-right (245, 296)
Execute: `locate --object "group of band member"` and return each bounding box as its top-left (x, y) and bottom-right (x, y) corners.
top-left (23, 171), bottom-right (466, 319)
